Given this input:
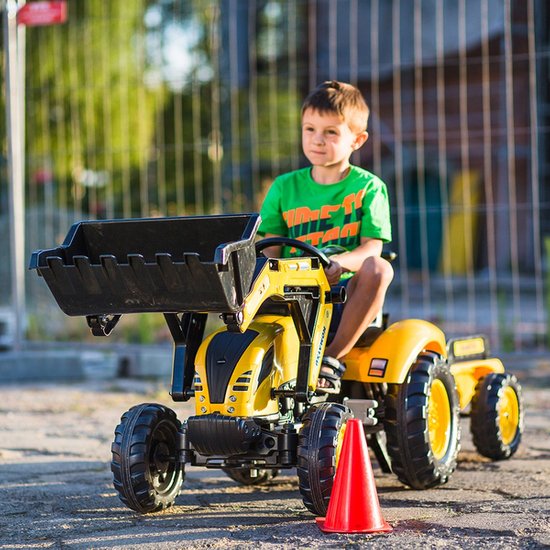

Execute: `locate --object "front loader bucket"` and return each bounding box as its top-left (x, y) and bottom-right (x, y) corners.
top-left (30, 213), bottom-right (260, 316)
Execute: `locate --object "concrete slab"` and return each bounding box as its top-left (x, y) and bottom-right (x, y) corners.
top-left (0, 350), bottom-right (85, 382)
top-left (0, 344), bottom-right (174, 383)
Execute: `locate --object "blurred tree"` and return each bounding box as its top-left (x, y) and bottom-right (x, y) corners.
top-left (23, 1), bottom-right (167, 218)
top-left (1, 0), bottom-right (306, 221)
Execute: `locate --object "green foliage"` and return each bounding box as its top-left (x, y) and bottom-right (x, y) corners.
top-left (497, 291), bottom-right (515, 353)
top-left (23, 1), bottom-right (167, 216)
top-left (123, 314), bottom-right (168, 345)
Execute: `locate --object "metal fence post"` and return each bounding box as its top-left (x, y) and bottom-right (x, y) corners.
top-left (3, 0), bottom-right (26, 350)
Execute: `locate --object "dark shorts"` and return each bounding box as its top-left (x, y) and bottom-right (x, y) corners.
top-left (328, 278), bottom-right (351, 339)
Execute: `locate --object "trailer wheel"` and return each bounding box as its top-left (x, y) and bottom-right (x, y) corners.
top-left (384, 352), bottom-right (460, 489)
top-left (297, 402), bottom-right (353, 515)
top-left (470, 373), bottom-right (523, 460)
top-left (111, 403), bottom-right (184, 513)
top-left (223, 467), bottom-right (279, 485)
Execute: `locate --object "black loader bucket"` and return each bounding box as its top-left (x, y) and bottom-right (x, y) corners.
top-left (30, 213), bottom-right (260, 316)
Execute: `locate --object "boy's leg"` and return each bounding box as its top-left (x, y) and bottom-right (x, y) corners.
top-left (324, 256), bottom-right (394, 360)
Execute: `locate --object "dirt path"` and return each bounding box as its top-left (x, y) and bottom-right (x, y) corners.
top-left (0, 374), bottom-right (549, 549)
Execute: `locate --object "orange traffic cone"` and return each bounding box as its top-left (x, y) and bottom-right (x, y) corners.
top-left (316, 418), bottom-right (392, 534)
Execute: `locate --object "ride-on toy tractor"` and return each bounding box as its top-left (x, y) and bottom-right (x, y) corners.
top-left (30, 213), bottom-right (523, 515)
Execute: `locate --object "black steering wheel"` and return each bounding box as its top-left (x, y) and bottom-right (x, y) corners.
top-left (255, 237), bottom-right (331, 268)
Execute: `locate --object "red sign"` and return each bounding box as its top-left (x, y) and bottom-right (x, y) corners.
top-left (17, 1), bottom-right (67, 27)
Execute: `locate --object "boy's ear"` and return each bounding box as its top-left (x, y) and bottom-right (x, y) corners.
top-left (353, 131), bottom-right (369, 150)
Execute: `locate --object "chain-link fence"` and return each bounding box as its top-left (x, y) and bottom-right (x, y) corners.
top-left (1, 0), bottom-right (548, 352)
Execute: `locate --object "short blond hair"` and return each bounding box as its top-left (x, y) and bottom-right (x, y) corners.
top-left (301, 80), bottom-right (369, 133)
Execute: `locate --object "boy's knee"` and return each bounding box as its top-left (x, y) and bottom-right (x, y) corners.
top-left (378, 257), bottom-right (394, 286)
top-left (359, 256), bottom-right (394, 287)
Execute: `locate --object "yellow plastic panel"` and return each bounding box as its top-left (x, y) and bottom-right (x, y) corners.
top-left (452, 337), bottom-right (486, 358)
top-left (450, 357), bottom-right (505, 410)
top-left (343, 319), bottom-right (447, 383)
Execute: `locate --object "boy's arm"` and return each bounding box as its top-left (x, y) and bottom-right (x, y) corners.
top-left (324, 237), bottom-right (383, 284)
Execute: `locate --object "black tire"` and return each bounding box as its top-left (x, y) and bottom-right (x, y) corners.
top-left (111, 403), bottom-right (184, 513)
top-left (384, 352), bottom-right (461, 489)
top-left (470, 373), bottom-right (523, 460)
top-left (297, 402), bottom-right (353, 516)
top-left (222, 467), bottom-right (279, 485)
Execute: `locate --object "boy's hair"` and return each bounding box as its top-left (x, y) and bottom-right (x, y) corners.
top-left (301, 80), bottom-right (369, 133)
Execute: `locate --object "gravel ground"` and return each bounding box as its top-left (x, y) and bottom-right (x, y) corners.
top-left (0, 366), bottom-right (549, 549)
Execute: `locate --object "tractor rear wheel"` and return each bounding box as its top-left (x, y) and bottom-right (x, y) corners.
top-left (297, 402), bottom-right (353, 515)
top-left (384, 352), bottom-right (460, 489)
top-left (111, 403), bottom-right (184, 513)
top-left (470, 373), bottom-right (523, 460)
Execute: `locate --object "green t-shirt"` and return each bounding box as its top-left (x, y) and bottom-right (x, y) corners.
top-left (259, 166), bottom-right (392, 256)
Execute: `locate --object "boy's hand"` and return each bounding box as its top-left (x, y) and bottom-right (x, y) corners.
top-left (324, 260), bottom-right (344, 285)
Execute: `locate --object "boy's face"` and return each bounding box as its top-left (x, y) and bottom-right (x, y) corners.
top-left (301, 108), bottom-right (368, 170)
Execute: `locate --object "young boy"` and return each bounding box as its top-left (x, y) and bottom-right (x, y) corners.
top-left (258, 80), bottom-right (393, 394)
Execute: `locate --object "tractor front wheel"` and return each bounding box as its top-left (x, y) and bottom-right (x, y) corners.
top-left (384, 352), bottom-right (461, 489)
top-left (297, 402), bottom-right (353, 516)
top-left (111, 403), bottom-right (184, 513)
top-left (470, 373), bottom-right (523, 460)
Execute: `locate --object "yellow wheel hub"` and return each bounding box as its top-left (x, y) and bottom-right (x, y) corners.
top-left (498, 385), bottom-right (519, 445)
top-left (335, 423), bottom-right (347, 467)
top-left (428, 379), bottom-right (451, 460)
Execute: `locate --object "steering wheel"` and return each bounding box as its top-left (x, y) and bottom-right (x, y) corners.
top-left (255, 237), bottom-right (331, 268)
